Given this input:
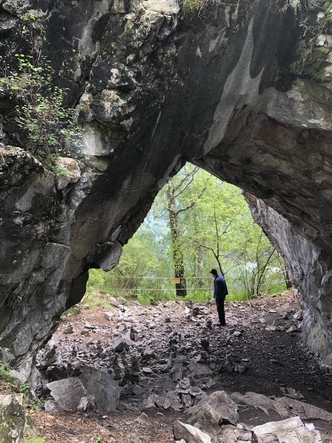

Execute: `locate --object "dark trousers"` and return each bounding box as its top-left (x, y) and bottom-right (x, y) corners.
top-left (216, 300), bottom-right (225, 325)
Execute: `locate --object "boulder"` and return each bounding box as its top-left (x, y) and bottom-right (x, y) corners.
top-left (252, 416), bottom-right (321, 443)
top-left (79, 366), bottom-right (121, 414)
top-left (46, 367), bottom-right (121, 414)
top-left (188, 390), bottom-right (239, 426)
top-left (46, 377), bottom-right (87, 412)
top-left (173, 420), bottom-right (212, 443)
top-left (231, 391), bottom-right (332, 423)
top-left (0, 395), bottom-right (25, 443)
top-left (186, 391), bottom-right (239, 438)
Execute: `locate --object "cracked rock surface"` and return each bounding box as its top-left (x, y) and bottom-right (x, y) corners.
top-left (3, 0), bottom-right (332, 390)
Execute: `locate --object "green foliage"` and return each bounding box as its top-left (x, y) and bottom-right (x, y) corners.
top-left (19, 382), bottom-right (30, 394)
top-left (26, 437), bottom-right (46, 443)
top-left (183, 291), bottom-right (210, 303)
top-left (291, 44), bottom-right (328, 80)
top-left (0, 53), bottom-right (81, 166)
top-left (86, 167), bottom-right (289, 303)
top-left (179, 0), bottom-right (252, 18)
top-left (180, 0), bottom-right (205, 16)
top-left (289, 0), bottom-right (332, 80)
top-left (62, 305), bottom-right (82, 316)
top-left (152, 166), bottom-right (288, 299)
top-left (0, 363), bottom-right (17, 385)
top-left (86, 269), bottom-right (106, 294)
top-left (324, 1), bottom-right (332, 20)
top-left (0, 6), bottom-right (82, 166)
top-left (226, 290), bottom-right (251, 302)
top-left (82, 292), bottom-right (111, 309)
top-left (99, 230), bottom-right (166, 299)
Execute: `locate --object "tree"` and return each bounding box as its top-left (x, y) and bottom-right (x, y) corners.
top-left (167, 166), bottom-right (288, 298)
top-left (182, 172), bottom-right (243, 279)
top-left (87, 165), bottom-right (290, 300)
top-left (166, 179), bottom-right (187, 296)
top-left (103, 228), bottom-right (163, 298)
top-left (165, 165), bottom-right (210, 296)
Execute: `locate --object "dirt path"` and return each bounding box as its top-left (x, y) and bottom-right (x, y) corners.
top-left (27, 292), bottom-right (332, 442)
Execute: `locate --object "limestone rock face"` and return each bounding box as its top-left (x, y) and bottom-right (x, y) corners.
top-left (0, 395), bottom-right (25, 443)
top-left (245, 195), bottom-right (332, 367)
top-left (2, 0), bottom-right (332, 375)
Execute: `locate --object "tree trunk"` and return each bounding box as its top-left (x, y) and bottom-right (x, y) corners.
top-left (167, 182), bottom-right (187, 296)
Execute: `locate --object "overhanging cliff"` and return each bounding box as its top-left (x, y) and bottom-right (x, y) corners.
top-left (2, 0), bottom-right (332, 379)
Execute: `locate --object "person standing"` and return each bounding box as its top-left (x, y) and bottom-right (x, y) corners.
top-left (210, 269), bottom-right (228, 326)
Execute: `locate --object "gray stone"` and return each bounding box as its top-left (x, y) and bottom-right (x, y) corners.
top-left (79, 366), bottom-right (121, 414)
top-left (112, 334), bottom-right (132, 353)
top-left (46, 377), bottom-right (87, 412)
top-left (2, 0), bottom-right (31, 15)
top-left (44, 400), bottom-right (62, 414)
top-left (274, 396), bottom-right (332, 422)
top-left (173, 420), bottom-right (212, 443)
top-left (252, 416), bottom-right (321, 443)
top-left (77, 395), bottom-right (96, 412)
top-left (142, 346), bottom-right (155, 361)
top-left (188, 361), bottom-right (212, 377)
top-left (218, 425), bottom-right (252, 443)
top-left (55, 157), bottom-right (81, 191)
top-left (167, 391), bottom-right (184, 411)
top-left (176, 377), bottom-right (191, 394)
top-left (187, 391), bottom-right (239, 428)
top-left (143, 396), bottom-right (157, 410)
top-left (0, 395), bottom-right (25, 443)
top-left (134, 412), bottom-right (150, 425)
top-left (231, 391), bottom-right (332, 423)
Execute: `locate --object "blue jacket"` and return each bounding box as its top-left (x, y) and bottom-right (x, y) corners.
top-left (214, 275), bottom-right (228, 302)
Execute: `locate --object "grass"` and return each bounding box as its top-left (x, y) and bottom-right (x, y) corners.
top-left (62, 291), bottom-right (111, 317)
top-left (82, 295), bottom-right (110, 309)
top-left (0, 364), bottom-right (17, 385)
top-left (25, 438), bottom-right (46, 443)
top-left (62, 305), bottom-right (83, 316)
top-left (226, 291), bottom-right (251, 302)
top-left (182, 291), bottom-right (211, 303)
top-left (74, 281), bottom-right (291, 310)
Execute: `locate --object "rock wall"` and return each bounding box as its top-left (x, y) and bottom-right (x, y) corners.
top-left (245, 195), bottom-right (332, 367)
top-left (2, 0), bottom-right (332, 377)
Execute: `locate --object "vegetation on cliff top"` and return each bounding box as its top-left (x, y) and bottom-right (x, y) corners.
top-left (288, 0), bottom-right (332, 79)
top-left (0, 9), bottom-right (82, 169)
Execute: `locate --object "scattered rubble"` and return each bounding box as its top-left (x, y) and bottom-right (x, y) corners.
top-left (32, 293), bottom-right (332, 442)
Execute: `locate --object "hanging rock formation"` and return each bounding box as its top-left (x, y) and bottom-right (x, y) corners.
top-left (1, 0), bottom-right (332, 378)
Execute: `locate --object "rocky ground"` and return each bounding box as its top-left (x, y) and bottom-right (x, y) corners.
top-left (24, 292), bottom-right (332, 442)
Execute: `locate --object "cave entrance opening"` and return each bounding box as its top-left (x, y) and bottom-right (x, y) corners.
top-left (84, 164), bottom-right (291, 307)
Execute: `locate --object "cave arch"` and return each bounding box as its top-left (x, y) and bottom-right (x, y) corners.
top-left (1, 0), bottom-right (332, 380)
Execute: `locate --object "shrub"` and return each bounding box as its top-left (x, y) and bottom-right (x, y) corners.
top-left (0, 53), bottom-right (82, 166)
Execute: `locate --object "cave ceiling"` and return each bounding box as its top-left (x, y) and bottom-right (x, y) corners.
top-left (2, 0), bottom-right (332, 378)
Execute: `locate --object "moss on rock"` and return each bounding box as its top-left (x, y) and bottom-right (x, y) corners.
top-left (0, 395), bottom-right (25, 443)
top-left (291, 44), bottom-right (329, 80)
